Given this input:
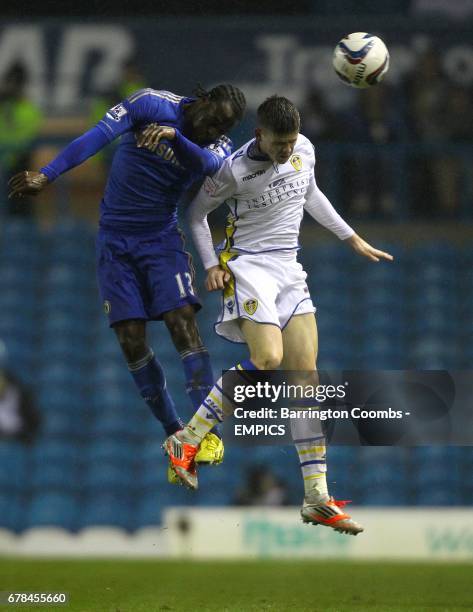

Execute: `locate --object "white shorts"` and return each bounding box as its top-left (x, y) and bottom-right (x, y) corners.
top-left (215, 250), bottom-right (316, 343)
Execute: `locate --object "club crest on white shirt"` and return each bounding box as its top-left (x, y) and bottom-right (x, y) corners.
top-left (290, 154), bottom-right (303, 171)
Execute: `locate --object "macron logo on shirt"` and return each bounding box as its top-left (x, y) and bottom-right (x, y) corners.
top-left (242, 168), bottom-right (266, 182)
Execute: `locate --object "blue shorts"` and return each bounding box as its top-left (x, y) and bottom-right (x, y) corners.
top-left (96, 228), bottom-right (201, 326)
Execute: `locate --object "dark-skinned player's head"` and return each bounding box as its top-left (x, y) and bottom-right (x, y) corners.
top-left (255, 95), bottom-right (300, 164)
top-left (183, 83), bottom-right (246, 145)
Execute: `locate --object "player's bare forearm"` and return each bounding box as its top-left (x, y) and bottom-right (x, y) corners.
top-left (8, 171), bottom-right (49, 199)
top-left (205, 265), bottom-right (231, 291)
top-left (346, 233), bottom-right (394, 263)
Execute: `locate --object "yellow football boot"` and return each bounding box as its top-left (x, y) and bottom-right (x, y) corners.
top-left (195, 431), bottom-right (224, 465)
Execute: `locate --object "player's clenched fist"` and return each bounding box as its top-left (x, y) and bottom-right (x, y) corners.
top-left (136, 124), bottom-right (176, 152)
top-left (205, 265), bottom-right (231, 291)
top-left (8, 171), bottom-right (49, 199)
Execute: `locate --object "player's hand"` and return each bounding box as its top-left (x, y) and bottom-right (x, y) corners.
top-left (136, 124), bottom-right (176, 152)
top-left (205, 265), bottom-right (231, 291)
top-left (8, 171), bottom-right (49, 199)
top-left (346, 233), bottom-right (394, 263)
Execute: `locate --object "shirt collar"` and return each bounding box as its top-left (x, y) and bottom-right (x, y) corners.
top-left (247, 139), bottom-right (270, 161)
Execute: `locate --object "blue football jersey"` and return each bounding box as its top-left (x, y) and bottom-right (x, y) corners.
top-left (96, 88), bottom-right (230, 233)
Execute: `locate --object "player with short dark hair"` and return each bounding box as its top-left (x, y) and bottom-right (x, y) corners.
top-left (164, 95), bottom-right (393, 532)
top-left (9, 83), bottom-right (246, 469)
top-left (256, 94), bottom-right (300, 135)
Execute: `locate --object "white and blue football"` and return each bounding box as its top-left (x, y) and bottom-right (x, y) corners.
top-left (333, 32), bottom-right (390, 88)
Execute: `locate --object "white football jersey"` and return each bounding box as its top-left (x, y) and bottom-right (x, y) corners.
top-left (189, 133), bottom-right (354, 270)
top-left (208, 133), bottom-right (315, 253)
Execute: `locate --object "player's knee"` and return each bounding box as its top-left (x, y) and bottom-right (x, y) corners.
top-left (251, 350), bottom-right (283, 370)
top-left (165, 309), bottom-right (201, 350)
top-left (115, 328), bottom-right (148, 363)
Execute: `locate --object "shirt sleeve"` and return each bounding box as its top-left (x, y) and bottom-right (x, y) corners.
top-left (96, 91), bottom-right (160, 140)
top-left (40, 91), bottom-right (162, 181)
top-left (40, 126), bottom-right (110, 181)
top-left (172, 132), bottom-right (232, 176)
top-left (188, 161), bottom-right (238, 270)
top-left (303, 172), bottom-right (355, 240)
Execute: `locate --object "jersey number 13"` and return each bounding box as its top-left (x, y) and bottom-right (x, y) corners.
top-left (175, 272), bottom-right (195, 298)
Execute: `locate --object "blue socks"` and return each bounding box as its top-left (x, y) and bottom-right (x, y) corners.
top-left (128, 349), bottom-right (181, 436)
top-left (128, 346), bottom-right (222, 439)
top-left (181, 347), bottom-right (222, 438)
top-left (180, 347), bottom-right (214, 407)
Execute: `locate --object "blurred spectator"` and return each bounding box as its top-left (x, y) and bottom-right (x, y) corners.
top-left (233, 465), bottom-right (289, 506)
top-left (443, 87), bottom-right (473, 143)
top-left (432, 86), bottom-right (473, 214)
top-left (301, 88), bottom-right (342, 143)
top-left (89, 59), bottom-right (147, 126)
top-left (87, 59), bottom-right (147, 171)
top-left (340, 85), bottom-right (405, 216)
top-left (404, 48), bottom-right (467, 216)
top-left (0, 63), bottom-right (43, 216)
top-left (0, 341), bottom-right (39, 444)
top-left (405, 48), bottom-right (448, 142)
top-left (300, 88), bottom-right (345, 213)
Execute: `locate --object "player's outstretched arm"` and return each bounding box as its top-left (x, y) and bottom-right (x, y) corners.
top-left (304, 176), bottom-right (393, 263)
top-left (304, 174), bottom-right (355, 240)
top-left (345, 233), bottom-right (393, 262)
top-left (8, 126), bottom-right (111, 199)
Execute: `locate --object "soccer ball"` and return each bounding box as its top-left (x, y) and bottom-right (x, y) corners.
top-left (332, 32), bottom-right (389, 88)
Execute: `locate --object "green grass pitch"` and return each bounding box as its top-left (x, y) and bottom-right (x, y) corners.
top-left (1, 559), bottom-right (472, 611)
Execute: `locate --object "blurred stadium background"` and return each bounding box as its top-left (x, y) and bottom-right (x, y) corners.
top-left (0, 2), bottom-right (472, 607)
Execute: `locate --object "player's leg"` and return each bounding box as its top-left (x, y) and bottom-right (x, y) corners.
top-left (281, 312), bottom-right (318, 369)
top-left (282, 313), bottom-right (363, 535)
top-left (163, 305), bottom-right (215, 419)
top-left (164, 321), bottom-right (283, 488)
top-left (186, 320), bottom-right (283, 436)
top-left (240, 319), bottom-right (284, 370)
top-left (142, 232), bottom-right (224, 467)
top-left (143, 233), bottom-right (217, 415)
top-left (183, 320), bottom-right (283, 441)
top-left (163, 252), bottom-right (282, 488)
top-left (281, 314), bottom-right (328, 501)
top-left (114, 319), bottom-right (182, 436)
top-left (163, 304), bottom-right (223, 464)
top-left (96, 230), bottom-right (182, 436)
